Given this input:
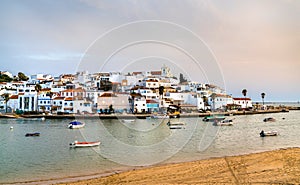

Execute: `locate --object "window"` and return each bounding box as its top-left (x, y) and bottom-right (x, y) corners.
top-left (80, 103), bottom-right (82, 106)
top-left (40, 101), bottom-right (43, 104)
top-left (64, 103), bottom-right (67, 106)
top-left (59, 101), bottom-right (62, 105)
top-left (44, 101), bottom-right (46, 104)
top-left (47, 101), bottom-right (50, 104)
top-left (70, 103), bottom-right (73, 106)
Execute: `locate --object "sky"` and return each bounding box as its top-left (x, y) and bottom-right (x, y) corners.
top-left (0, 0), bottom-right (299, 102)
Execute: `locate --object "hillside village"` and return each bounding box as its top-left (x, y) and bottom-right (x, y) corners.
top-left (0, 65), bottom-right (252, 115)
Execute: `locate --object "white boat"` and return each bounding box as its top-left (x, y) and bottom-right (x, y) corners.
top-left (151, 114), bottom-right (169, 119)
top-left (213, 119), bottom-right (233, 126)
top-left (260, 130), bottom-right (278, 137)
top-left (68, 121), bottom-right (85, 129)
top-left (167, 121), bottom-right (185, 129)
top-left (122, 119), bottom-right (136, 123)
top-left (70, 141), bottom-right (101, 148)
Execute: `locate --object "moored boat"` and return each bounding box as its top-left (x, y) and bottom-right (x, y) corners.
top-left (260, 130), bottom-right (278, 137)
top-left (68, 120), bottom-right (85, 129)
top-left (25, 132), bottom-right (40, 137)
top-left (167, 120), bottom-right (185, 129)
top-left (263, 117), bottom-right (276, 122)
top-left (122, 119), bottom-right (136, 123)
top-left (203, 115), bottom-right (225, 122)
top-left (213, 119), bottom-right (233, 126)
top-left (69, 141), bottom-right (101, 148)
top-left (151, 114), bottom-right (169, 119)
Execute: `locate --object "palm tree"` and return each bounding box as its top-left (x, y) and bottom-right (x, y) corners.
top-left (242, 89), bottom-right (247, 108)
top-left (261, 92), bottom-right (266, 105)
top-left (1, 93), bottom-right (10, 113)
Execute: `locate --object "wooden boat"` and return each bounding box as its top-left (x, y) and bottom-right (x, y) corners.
top-left (203, 115), bottom-right (225, 122)
top-left (263, 117), bottom-right (276, 122)
top-left (68, 121), bottom-right (85, 129)
top-left (69, 141), bottom-right (101, 148)
top-left (25, 132), bottom-right (40, 137)
top-left (167, 121), bottom-right (185, 129)
top-left (260, 130), bottom-right (278, 137)
top-left (213, 119), bottom-right (233, 126)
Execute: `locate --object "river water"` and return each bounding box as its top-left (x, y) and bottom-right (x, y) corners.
top-left (0, 111), bottom-right (299, 184)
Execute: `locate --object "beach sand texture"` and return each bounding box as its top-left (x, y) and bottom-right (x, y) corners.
top-left (58, 148), bottom-right (300, 185)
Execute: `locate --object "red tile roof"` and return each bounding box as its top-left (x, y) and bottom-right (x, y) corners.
top-left (233, 98), bottom-right (251, 101)
top-left (10, 95), bottom-right (18, 99)
top-left (100, 93), bottom-right (117, 97)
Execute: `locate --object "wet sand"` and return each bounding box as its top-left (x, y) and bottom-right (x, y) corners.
top-left (57, 147), bottom-right (300, 185)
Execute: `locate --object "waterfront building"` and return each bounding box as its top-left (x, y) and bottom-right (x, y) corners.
top-left (233, 97), bottom-right (253, 109)
top-left (97, 92), bottom-right (130, 113)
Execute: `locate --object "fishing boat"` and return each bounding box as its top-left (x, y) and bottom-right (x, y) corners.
top-left (167, 120), bottom-right (185, 129)
top-left (68, 120), bottom-right (85, 129)
top-left (213, 119), bottom-right (233, 126)
top-left (203, 115), bottom-right (225, 122)
top-left (25, 132), bottom-right (40, 137)
top-left (260, 130), bottom-right (278, 137)
top-left (69, 141), bottom-right (101, 148)
top-left (263, 117), bottom-right (276, 122)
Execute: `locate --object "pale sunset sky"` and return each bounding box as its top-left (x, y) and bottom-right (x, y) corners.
top-left (0, 0), bottom-right (299, 102)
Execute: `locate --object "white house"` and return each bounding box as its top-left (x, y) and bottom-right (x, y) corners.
top-left (209, 94), bottom-right (233, 110)
top-left (233, 98), bottom-right (253, 109)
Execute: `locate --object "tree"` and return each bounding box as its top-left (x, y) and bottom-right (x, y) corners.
top-left (35, 84), bottom-right (42, 112)
top-left (108, 104), bottom-right (114, 114)
top-left (0, 74), bottom-right (13, 82)
top-left (17, 72), bottom-right (29, 81)
top-left (242, 89), bottom-right (248, 108)
top-left (1, 93), bottom-right (10, 113)
top-left (261, 92), bottom-right (266, 105)
top-left (159, 86), bottom-right (165, 99)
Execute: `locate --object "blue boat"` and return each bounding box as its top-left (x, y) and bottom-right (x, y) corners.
top-left (68, 120), bottom-right (85, 129)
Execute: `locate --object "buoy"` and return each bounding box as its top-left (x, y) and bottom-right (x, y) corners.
top-left (10, 126), bottom-right (13, 130)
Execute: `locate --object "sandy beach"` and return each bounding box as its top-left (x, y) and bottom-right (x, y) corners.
top-left (56, 147), bottom-right (300, 185)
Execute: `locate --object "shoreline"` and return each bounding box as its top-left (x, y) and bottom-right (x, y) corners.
top-left (5, 147), bottom-right (299, 185)
top-left (0, 108), bottom-right (298, 120)
top-left (56, 147), bottom-right (300, 185)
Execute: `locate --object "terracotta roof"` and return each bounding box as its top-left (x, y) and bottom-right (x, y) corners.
top-left (40, 88), bottom-right (51, 92)
top-left (10, 95), bottom-right (18, 99)
top-left (53, 97), bottom-right (65, 100)
top-left (132, 72), bottom-right (142, 75)
top-left (151, 71), bottom-right (162, 75)
top-left (18, 93), bottom-right (25, 95)
top-left (233, 98), bottom-right (251, 101)
top-left (65, 97), bottom-right (73, 101)
top-left (146, 79), bottom-right (159, 82)
top-left (100, 93), bottom-right (117, 97)
top-left (146, 99), bottom-right (158, 104)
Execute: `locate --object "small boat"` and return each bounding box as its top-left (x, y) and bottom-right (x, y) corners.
top-left (260, 130), bottom-right (278, 137)
top-left (151, 114), bottom-right (169, 119)
top-left (68, 120), bottom-right (85, 129)
top-left (25, 132), bottom-right (40, 137)
top-left (213, 119), bottom-right (233, 126)
top-left (69, 141), bottom-right (101, 148)
top-left (167, 121), bottom-right (185, 129)
top-left (122, 119), bottom-right (136, 123)
top-left (203, 115), bottom-right (225, 122)
top-left (263, 117), bottom-right (276, 122)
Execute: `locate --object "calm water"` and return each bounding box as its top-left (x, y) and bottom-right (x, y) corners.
top-left (0, 111), bottom-right (299, 184)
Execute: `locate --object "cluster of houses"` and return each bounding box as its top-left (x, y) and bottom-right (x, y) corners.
top-left (0, 65), bottom-right (252, 115)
